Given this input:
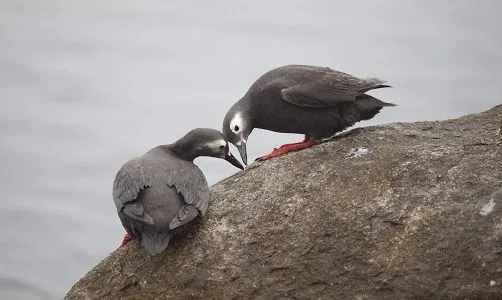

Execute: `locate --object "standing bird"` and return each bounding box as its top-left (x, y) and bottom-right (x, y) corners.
top-left (223, 65), bottom-right (395, 164)
top-left (113, 128), bottom-right (243, 255)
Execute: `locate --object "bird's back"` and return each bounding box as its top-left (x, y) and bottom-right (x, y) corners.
top-left (115, 147), bottom-right (207, 254)
top-left (244, 65), bottom-right (393, 139)
top-left (248, 65), bottom-right (372, 95)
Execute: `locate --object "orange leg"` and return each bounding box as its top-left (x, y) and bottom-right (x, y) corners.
top-left (257, 140), bottom-right (315, 162)
top-left (116, 233), bottom-right (133, 250)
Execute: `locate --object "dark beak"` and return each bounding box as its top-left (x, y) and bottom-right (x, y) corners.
top-left (235, 142), bottom-right (248, 165)
top-left (225, 152), bottom-right (244, 170)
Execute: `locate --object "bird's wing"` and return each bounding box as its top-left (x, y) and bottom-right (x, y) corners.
top-left (113, 153), bottom-right (210, 229)
top-left (281, 67), bottom-right (387, 107)
top-left (164, 160), bottom-right (210, 229)
top-left (113, 157), bottom-right (154, 225)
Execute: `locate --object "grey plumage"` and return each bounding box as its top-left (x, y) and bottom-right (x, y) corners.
top-left (222, 65), bottom-right (395, 163)
top-left (279, 65), bottom-right (389, 107)
top-left (113, 128), bottom-right (243, 255)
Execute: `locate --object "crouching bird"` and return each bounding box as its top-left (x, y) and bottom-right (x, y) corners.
top-left (113, 128), bottom-right (243, 255)
top-left (223, 64), bottom-right (395, 164)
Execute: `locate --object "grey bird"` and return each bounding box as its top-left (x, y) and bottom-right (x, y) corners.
top-left (223, 64), bottom-right (395, 164)
top-left (113, 128), bottom-right (243, 255)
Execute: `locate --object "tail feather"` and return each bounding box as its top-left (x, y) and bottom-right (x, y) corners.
top-left (141, 232), bottom-right (173, 255)
top-left (373, 84), bottom-right (392, 90)
top-left (357, 94), bottom-right (396, 107)
top-left (360, 83), bottom-right (392, 94)
top-left (349, 94), bottom-right (396, 121)
top-left (333, 93), bottom-right (395, 133)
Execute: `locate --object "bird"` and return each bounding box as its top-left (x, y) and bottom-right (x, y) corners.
top-left (112, 128), bottom-right (243, 255)
top-left (222, 64), bottom-right (395, 164)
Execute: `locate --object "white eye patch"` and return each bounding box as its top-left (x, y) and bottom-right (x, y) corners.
top-left (230, 113), bottom-right (243, 133)
top-left (205, 139), bottom-right (227, 150)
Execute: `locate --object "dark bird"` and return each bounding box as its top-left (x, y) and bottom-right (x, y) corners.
top-left (223, 65), bottom-right (395, 164)
top-left (113, 128), bottom-right (243, 255)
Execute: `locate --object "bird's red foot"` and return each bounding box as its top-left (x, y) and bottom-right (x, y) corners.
top-left (257, 140), bottom-right (315, 162)
top-left (116, 234), bottom-right (133, 250)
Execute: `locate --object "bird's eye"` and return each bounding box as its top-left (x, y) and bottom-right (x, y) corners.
top-left (219, 145), bottom-right (225, 150)
top-left (234, 125), bottom-right (240, 131)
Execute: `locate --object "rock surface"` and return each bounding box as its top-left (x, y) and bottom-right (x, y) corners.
top-left (66, 105), bottom-right (502, 300)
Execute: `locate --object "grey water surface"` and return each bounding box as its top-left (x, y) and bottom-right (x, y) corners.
top-left (0, 1), bottom-right (501, 298)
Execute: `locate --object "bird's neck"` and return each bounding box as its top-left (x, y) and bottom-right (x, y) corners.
top-left (239, 94), bottom-right (255, 114)
top-left (162, 139), bottom-right (198, 162)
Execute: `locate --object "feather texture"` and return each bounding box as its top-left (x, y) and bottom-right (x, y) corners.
top-left (113, 147), bottom-right (209, 254)
top-left (279, 66), bottom-right (389, 107)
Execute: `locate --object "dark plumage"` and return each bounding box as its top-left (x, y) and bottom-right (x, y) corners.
top-left (113, 128), bottom-right (243, 255)
top-left (222, 65), bottom-right (395, 164)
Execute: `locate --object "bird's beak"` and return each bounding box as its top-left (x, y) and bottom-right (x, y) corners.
top-left (225, 152), bottom-right (244, 170)
top-left (235, 141), bottom-right (248, 165)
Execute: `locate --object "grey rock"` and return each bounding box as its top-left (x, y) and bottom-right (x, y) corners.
top-left (66, 105), bottom-right (502, 300)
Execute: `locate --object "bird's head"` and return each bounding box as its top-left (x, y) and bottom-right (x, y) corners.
top-left (223, 110), bottom-right (252, 165)
top-left (181, 128), bottom-right (244, 170)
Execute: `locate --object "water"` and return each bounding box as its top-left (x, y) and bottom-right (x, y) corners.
top-left (0, 1), bottom-right (500, 298)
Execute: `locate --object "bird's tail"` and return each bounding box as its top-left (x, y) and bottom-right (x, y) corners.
top-left (352, 94), bottom-right (396, 121)
top-left (141, 232), bottom-right (173, 255)
top-left (371, 84), bottom-right (392, 91)
top-left (357, 93), bottom-right (396, 107)
top-left (359, 80), bottom-right (392, 94)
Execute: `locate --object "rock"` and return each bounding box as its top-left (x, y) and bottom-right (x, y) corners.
top-left (66, 105), bottom-right (502, 300)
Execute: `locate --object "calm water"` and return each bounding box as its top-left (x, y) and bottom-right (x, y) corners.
top-left (1, 1), bottom-right (501, 298)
